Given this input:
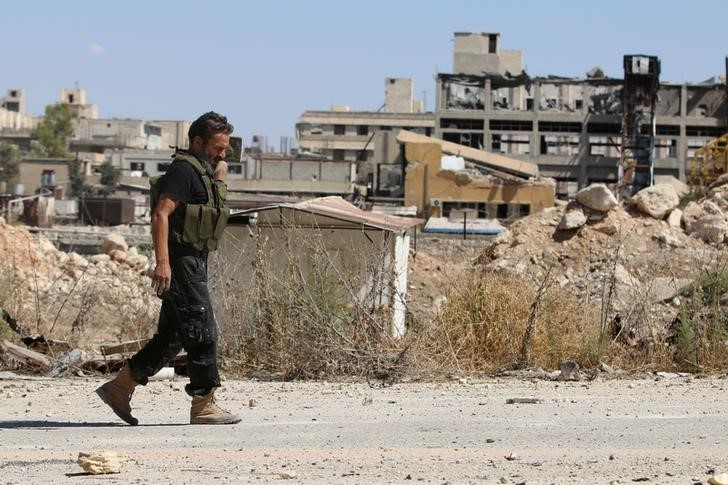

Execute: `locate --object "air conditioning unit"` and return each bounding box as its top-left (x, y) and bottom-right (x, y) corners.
top-left (429, 198), bottom-right (441, 208)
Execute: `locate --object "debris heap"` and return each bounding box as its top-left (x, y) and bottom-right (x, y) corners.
top-left (478, 182), bottom-right (727, 344)
top-left (0, 216), bottom-right (159, 352)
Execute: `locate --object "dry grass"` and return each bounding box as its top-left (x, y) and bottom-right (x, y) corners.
top-left (408, 271), bottom-right (603, 373)
top-left (2, 218), bottom-right (726, 377)
top-left (214, 223), bottom-right (403, 379)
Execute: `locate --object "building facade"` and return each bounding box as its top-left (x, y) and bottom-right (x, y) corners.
top-left (0, 89), bottom-right (38, 131)
top-left (295, 78), bottom-right (435, 187)
top-left (60, 88), bottom-right (98, 120)
top-left (435, 32), bottom-right (727, 198)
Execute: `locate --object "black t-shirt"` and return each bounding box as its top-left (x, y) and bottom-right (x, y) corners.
top-left (160, 159), bottom-right (208, 204)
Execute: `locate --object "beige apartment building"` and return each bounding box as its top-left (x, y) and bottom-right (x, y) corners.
top-left (295, 78), bottom-right (435, 187)
top-left (0, 89), bottom-right (38, 131)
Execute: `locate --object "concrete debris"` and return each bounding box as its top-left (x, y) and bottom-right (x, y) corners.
top-left (478, 181), bottom-right (728, 348)
top-left (0, 340), bottom-right (54, 373)
top-left (708, 473), bottom-right (728, 485)
top-left (506, 397), bottom-right (543, 404)
top-left (77, 451), bottom-right (129, 475)
top-left (558, 207), bottom-right (587, 230)
top-left (47, 348), bottom-right (83, 378)
top-left (0, 370), bottom-right (50, 380)
top-left (598, 362), bottom-right (614, 374)
top-left (100, 232), bottom-right (129, 254)
top-left (0, 218), bottom-right (157, 363)
top-left (667, 208), bottom-right (682, 228)
top-left (631, 184), bottom-right (680, 219)
top-left (575, 183), bottom-right (618, 212)
top-left (559, 361), bottom-right (581, 381)
top-left (647, 277), bottom-right (692, 303)
top-left (690, 216), bottom-right (728, 244)
top-left (653, 175), bottom-right (689, 197)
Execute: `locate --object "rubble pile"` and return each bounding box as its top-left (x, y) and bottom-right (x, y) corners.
top-left (479, 182), bottom-right (728, 343)
top-left (0, 216), bottom-right (159, 352)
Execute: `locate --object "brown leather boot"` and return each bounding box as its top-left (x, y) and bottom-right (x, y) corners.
top-left (96, 365), bottom-right (139, 425)
top-left (190, 390), bottom-right (241, 425)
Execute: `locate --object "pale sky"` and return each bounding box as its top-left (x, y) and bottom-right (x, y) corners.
top-left (3, 0), bottom-right (727, 148)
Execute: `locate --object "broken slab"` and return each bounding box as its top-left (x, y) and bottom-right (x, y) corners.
top-left (100, 339), bottom-right (151, 357)
top-left (0, 340), bottom-right (54, 373)
top-left (667, 208), bottom-right (682, 228)
top-left (647, 277), bottom-right (692, 303)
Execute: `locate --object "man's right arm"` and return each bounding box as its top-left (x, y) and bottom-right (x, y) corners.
top-left (151, 194), bottom-right (180, 295)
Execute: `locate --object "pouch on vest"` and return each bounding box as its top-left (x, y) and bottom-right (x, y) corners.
top-left (214, 180), bottom-right (227, 201)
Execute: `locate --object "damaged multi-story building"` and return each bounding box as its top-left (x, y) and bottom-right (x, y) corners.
top-left (436, 32), bottom-right (727, 198)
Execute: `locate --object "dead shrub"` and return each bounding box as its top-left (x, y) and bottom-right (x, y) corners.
top-left (415, 271), bottom-right (603, 373)
top-left (669, 264), bottom-right (728, 372)
top-left (215, 221), bottom-right (403, 379)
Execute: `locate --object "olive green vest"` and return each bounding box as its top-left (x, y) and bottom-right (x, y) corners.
top-left (150, 150), bottom-right (230, 252)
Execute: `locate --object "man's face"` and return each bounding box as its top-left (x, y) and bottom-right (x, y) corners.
top-left (193, 133), bottom-right (230, 165)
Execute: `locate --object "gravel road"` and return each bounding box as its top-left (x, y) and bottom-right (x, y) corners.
top-left (1, 374), bottom-right (727, 484)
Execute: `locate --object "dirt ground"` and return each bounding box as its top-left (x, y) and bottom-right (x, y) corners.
top-left (1, 374), bottom-right (727, 484)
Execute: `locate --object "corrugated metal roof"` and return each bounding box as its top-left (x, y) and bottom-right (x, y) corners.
top-left (230, 196), bottom-right (423, 232)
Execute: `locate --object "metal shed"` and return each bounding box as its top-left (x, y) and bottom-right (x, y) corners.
top-left (216, 196), bottom-right (422, 338)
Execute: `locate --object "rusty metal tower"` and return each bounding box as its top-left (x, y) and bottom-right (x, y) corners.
top-left (619, 55), bottom-right (661, 196)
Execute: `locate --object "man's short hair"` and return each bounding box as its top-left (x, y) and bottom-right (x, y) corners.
top-left (188, 111), bottom-right (234, 144)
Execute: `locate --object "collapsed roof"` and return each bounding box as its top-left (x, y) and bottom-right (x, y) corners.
top-left (396, 130), bottom-right (540, 180)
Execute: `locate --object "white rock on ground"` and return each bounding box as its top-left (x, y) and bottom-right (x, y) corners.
top-left (647, 277), bottom-right (692, 303)
top-left (691, 216), bottom-right (728, 244)
top-left (681, 201), bottom-right (702, 233)
top-left (612, 264), bottom-right (642, 312)
top-left (631, 184), bottom-right (680, 219)
top-left (575, 184), bottom-right (618, 212)
top-left (708, 473), bottom-right (728, 485)
top-left (89, 254), bottom-right (111, 264)
top-left (69, 252), bottom-right (89, 268)
top-left (77, 451), bottom-right (128, 474)
top-left (100, 232), bottom-right (128, 255)
top-left (667, 208), bottom-right (682, 228)
top-left (654, 174), bottom-right (689, 196)
top-left (558, 208), bottom-right (587, 230)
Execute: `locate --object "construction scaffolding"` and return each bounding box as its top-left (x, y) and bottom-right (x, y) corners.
top-left (689, 132), bottom-right (728, 191)
top-left (618, 55), bottom-right (661, 197)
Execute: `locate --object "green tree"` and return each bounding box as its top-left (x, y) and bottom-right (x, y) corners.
top-left (0, 142), bottom-right (20, 185)
top-left (67, 158), bottom-right (90, 197)
top-left (34, 103), bottom-right (75, 158)
top-left (97, 160), bottom-right (121, 196)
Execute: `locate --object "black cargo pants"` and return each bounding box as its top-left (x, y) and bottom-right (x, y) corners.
top-left (129, 249), bottom-right (220, 396)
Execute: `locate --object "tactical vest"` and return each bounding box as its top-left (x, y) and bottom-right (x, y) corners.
top-left (150, 150), bottom-right (230, 252)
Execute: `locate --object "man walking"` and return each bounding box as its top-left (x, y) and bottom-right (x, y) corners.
top-left (97, 111), bottom-right (239, 425)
